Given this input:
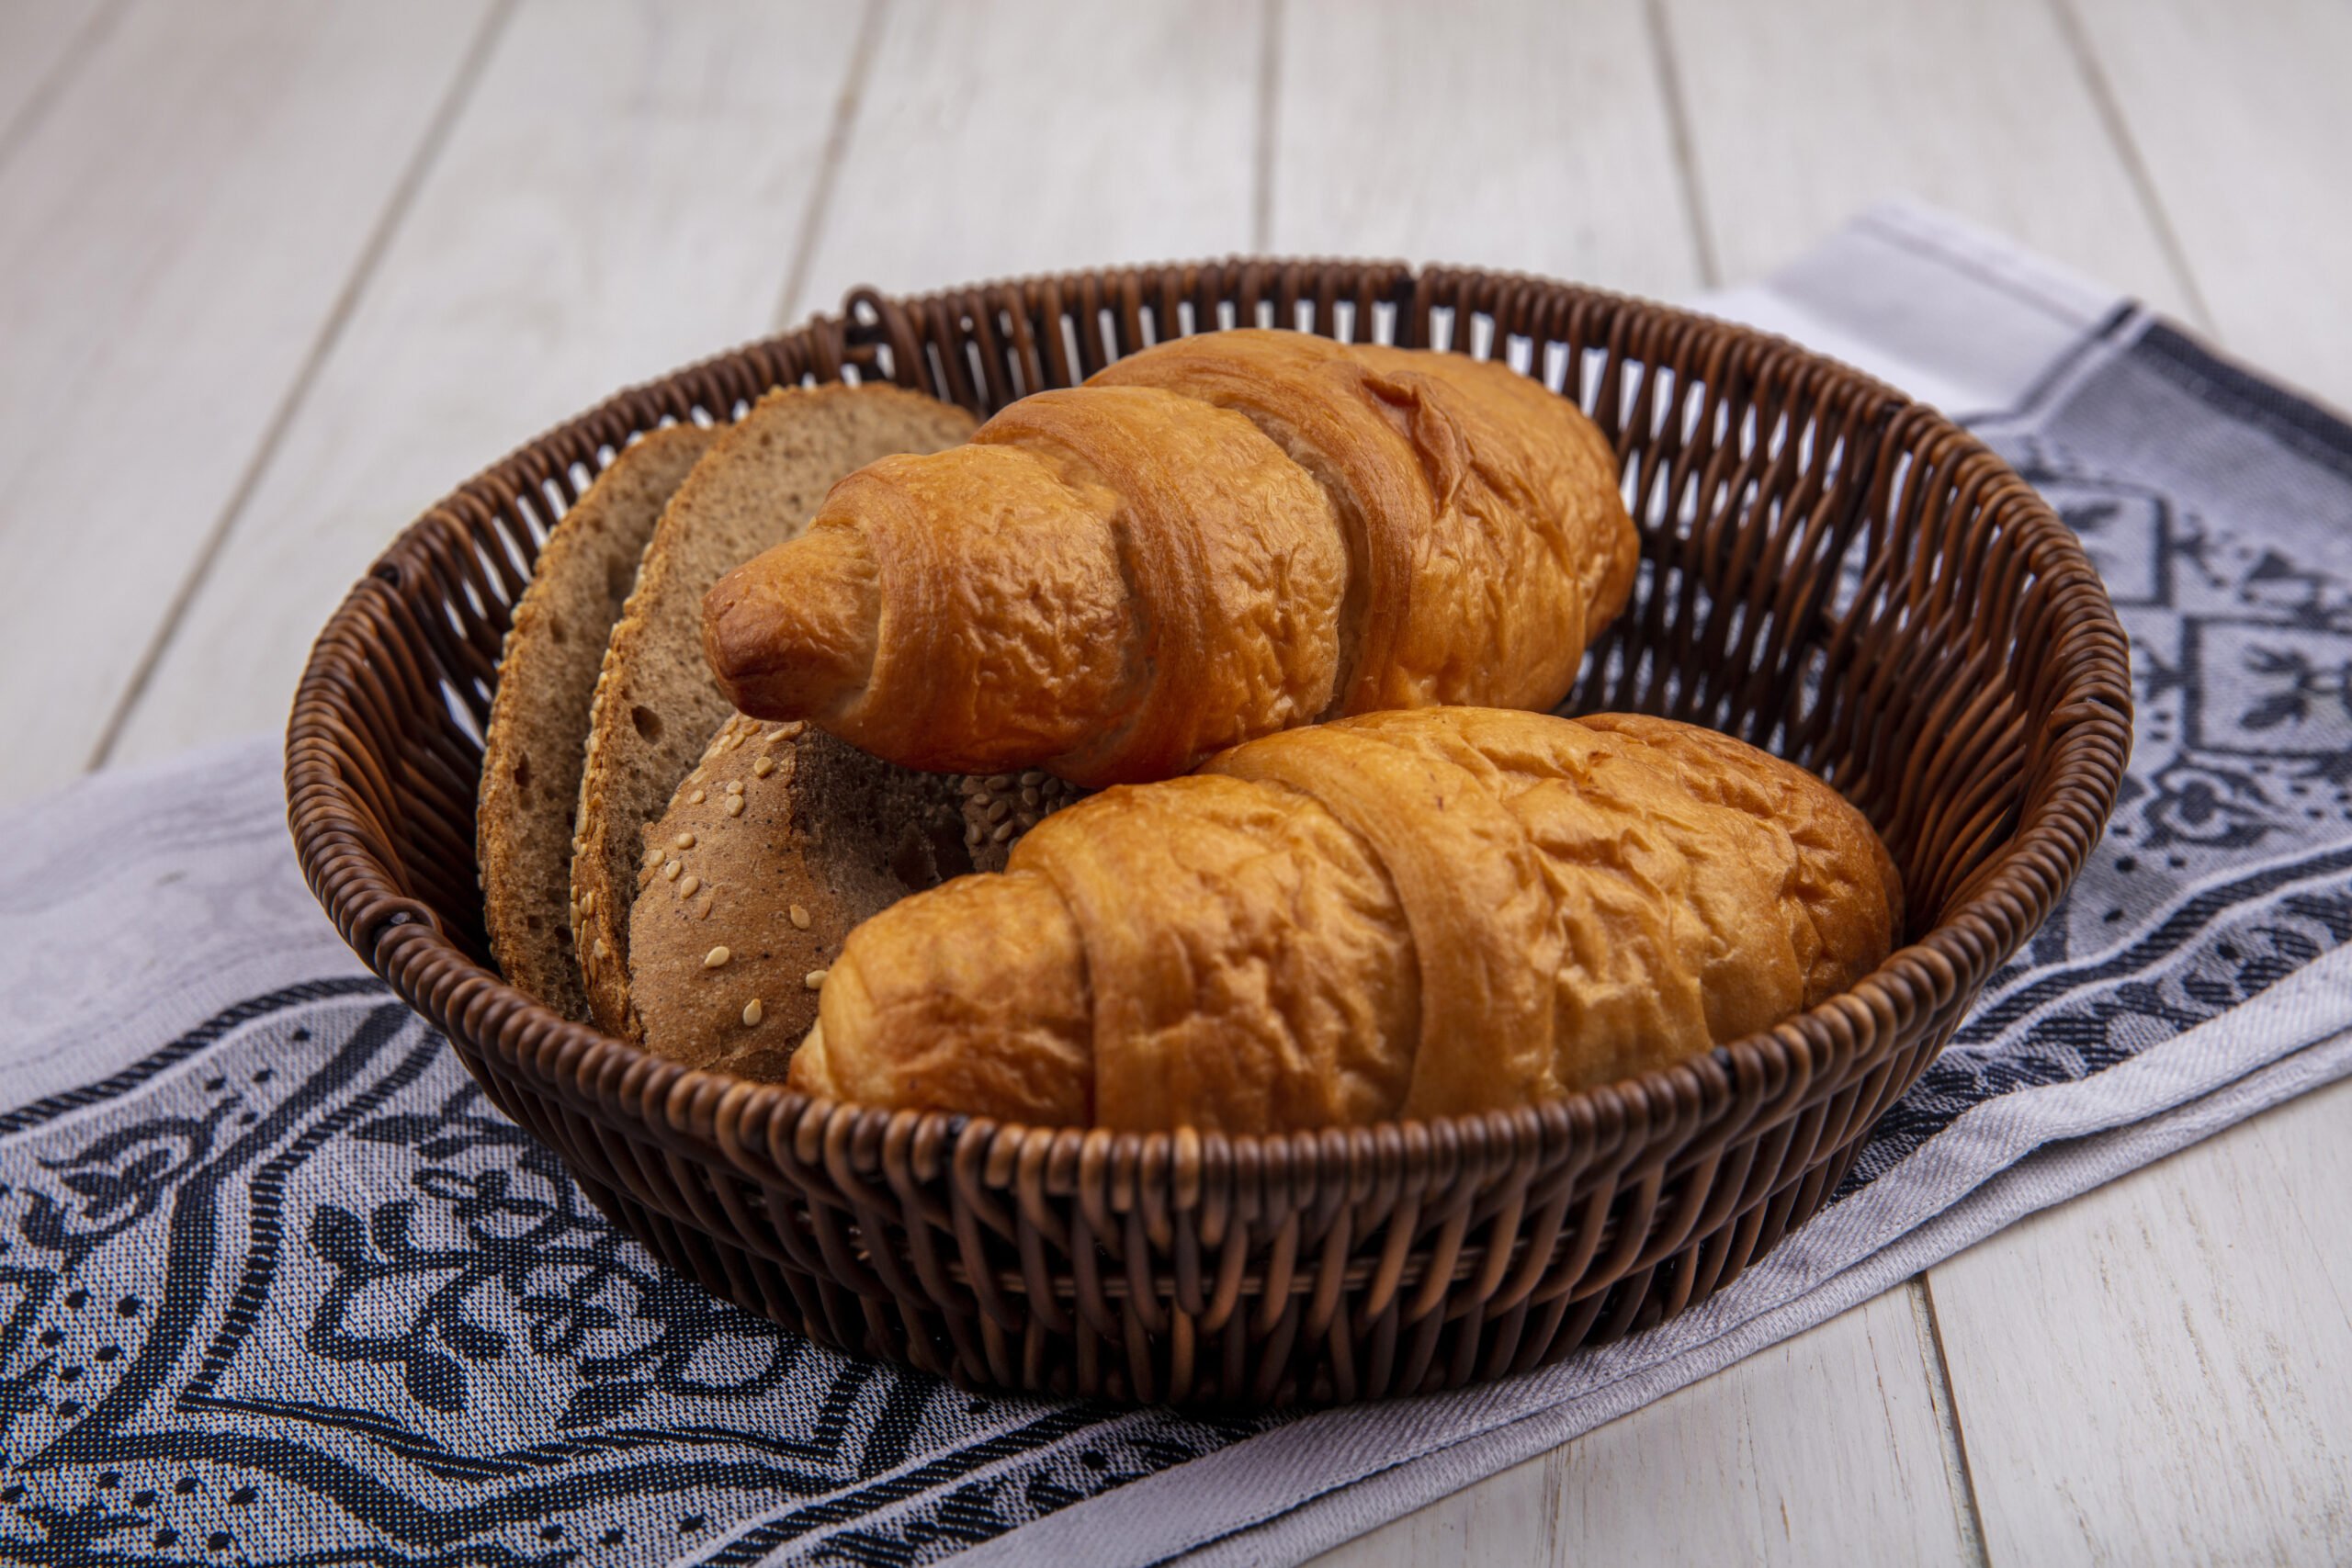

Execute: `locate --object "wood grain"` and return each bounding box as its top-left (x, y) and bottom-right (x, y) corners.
top-left (107, 0), bottom-right (869, 765)
top-left (1929, 1074), bottom-right (2352, 1565)
top-left (2062, 0), bottom-right (2352, 408)
top-left (782, 0), bottom-right (1261, 325)
top-left (0, 0), bottom-right (492, 807)
top-left (0, 0), bottom-right (109, 153)
top-left (1313, 1285), bottom-right (1975, 1566)
top-left (1269, 0), bottom-right (1702, 299)
top-left (1657, 0), bottom-right (2197, 322)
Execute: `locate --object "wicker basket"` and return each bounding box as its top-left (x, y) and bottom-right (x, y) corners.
top-left (286, 259), bottom-right (2130, 1407)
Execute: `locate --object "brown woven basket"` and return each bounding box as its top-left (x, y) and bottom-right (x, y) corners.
top-left (286, 259), bottom-right (2130, 1407)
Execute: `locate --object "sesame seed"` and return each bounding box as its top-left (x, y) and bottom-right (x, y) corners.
top-left (727, 780), bottom-right (744, 794)
top-left (696, 894), bottom-right (714, 919)
top-left (803, 968), bottom-right (828, 990)
top-left (688, 789), bottom-right (706, 805)
top-left (990, 822), bottom-right (1013, 843)
top-left (680, 874), bottom-right (701, 897)
top-left (742, 998), bottom-right (763, 1026)
top-left (752, 756), bottom-right (775, 777)
top-left (705, 945), bottom-right (731, 969)
top-left (1020, 787), bottom-right (1040, 807)
top-left (643, 846), bottom-right (663, 866)
top-left (725, 796), bottom-right (745, 817)
top-left (985, 799), bottom-right (1012, 824)
top-left (663, 861), bottom-right (681, 880)
top-left (987, 774), bottom-right (1013, 791)
top-left (580, 889), bottom-right (595, 914)
top-left (788, 904), bottom-right (811, 930)
top-left (674, 831), bottom-right (696, 849)
top-left (594, 939), bottom-right (609, 960)
top-left (1020, 771), bottom-right (1045, 787)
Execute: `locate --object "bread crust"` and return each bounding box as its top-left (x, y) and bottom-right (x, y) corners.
top-left (625, 718), bottom-right (1086, 1073)
top-left (478, 423), bottom-right (716, 1020)
top-left (571, 384), bottom-right (977, 1039)
top-left (704, 330), bottom-right (1639, 785)
top-left (791, 709), bottom-right (1903, 1132)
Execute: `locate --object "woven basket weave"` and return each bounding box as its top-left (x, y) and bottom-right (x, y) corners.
top-left (287, 259), bottom-right (2130, 1407)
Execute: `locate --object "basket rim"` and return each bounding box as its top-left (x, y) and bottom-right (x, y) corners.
top-left (285, 254), bottom-right (2133, 1188)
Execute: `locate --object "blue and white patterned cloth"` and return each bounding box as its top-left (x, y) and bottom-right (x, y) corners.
top-left (3, 204), bottom-right (2348, 1567)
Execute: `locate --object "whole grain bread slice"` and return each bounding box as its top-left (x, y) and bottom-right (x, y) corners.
top-left (479, 423), bottom-right (718, 1021)
top-left (573, 384), bottom-right (977, 1040)
top-left (626, 717), bottom-right (1083, 1073)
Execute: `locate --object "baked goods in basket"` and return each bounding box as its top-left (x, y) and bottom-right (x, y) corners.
top-left (703, 330), bottom-right (1638, 786)
top-left (477, 386), bottom-right (978, 1030)
top-left (623, 716), bottom-right (1079, 1073)
top-left (570, 386), bottom-right (977, 1038)
top-left (786, 708), bottom-right (1902, 1132)
top-left (480, 424), bottom-right (717, 1021)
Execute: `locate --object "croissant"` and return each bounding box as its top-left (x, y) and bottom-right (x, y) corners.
top-left (703, 330), bottom-right (1637, 786)
top-left (786, 709), bottom-right (1903, 1132)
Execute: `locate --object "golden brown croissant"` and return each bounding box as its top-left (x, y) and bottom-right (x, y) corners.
top-left (786, 709), bottom-right (1902, 1132)
top-left (703, 331), bottom-right (1637, 786)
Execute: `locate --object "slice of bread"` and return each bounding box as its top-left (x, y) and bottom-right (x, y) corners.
top-left (625, 716), bottom-right (963, 1072)
top-left (573, 384), bottom-right (977, 1039)
top-left (628, 721), bottom-right (1085, 1072)
top-left (479, 423), bottom-right (717, 1021)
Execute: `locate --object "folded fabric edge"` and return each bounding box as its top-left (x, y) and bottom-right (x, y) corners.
top-left (1703, 198), bottom-right (2126, 420)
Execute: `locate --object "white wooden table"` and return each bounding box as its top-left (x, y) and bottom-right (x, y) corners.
top-left (4, 2), bottom-right (2347, 1561)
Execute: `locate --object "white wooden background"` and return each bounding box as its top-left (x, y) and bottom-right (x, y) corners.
top-left (3, 1), bottom-right (2347, 1561)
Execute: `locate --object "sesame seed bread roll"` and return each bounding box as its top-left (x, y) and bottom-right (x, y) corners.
top-left (626, 716), bottom-right (952, 1075)
top-left (704, 330), bottom-right (1637, 788)
top-left (791, 709), bottom-right (1902, 1133)
top-left (627, 717), bottom-right (1083, 1075)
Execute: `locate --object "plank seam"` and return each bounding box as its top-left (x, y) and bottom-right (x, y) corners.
top-left (773, 0), bottom-right (891, 331)
top-left (1642, 0), bottom-right (1718, 289)
top-left (1912, 1274), bottom-right (1994, 1568)
top-left (2043, 0), bottom-right (2216, 334)
top-left (84, 0), bottom-right (520, 775)
top-left (1252, 0), bottom-right (1283, 254)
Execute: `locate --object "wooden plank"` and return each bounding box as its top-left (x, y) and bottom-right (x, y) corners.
top-left (2061, 0), bottom-right (2352, 407)
top-left (0, 0), bottom-right (492, 807)
top-left (107, 0), bottom-right (871, 766)
top-left (1271, 0), bottom-right (1702, 299)
top-left (0, 0), bottom-right (109, 151)
top-left (782, 0), bottom-right (1261, 325)
top-left (1658, 0), bottom-right (2198, 321)
top-left (1313, 1284), bottom-right (1975, 1566)
top-left (1928, 1074), bottom-right (2352, 1565)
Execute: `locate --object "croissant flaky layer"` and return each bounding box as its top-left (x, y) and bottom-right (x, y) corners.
top-left (704, 330), bottom-right (1637, 786)
top-left (786, 709), bottom-right (1904, 1132)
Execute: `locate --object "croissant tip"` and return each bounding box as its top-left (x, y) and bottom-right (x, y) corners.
top-left (697, 545), bottom-right (876, 728)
